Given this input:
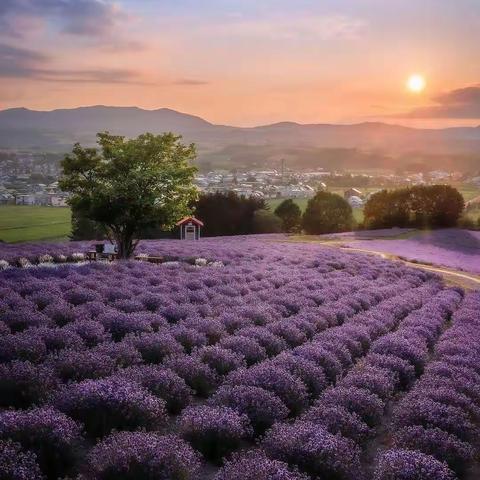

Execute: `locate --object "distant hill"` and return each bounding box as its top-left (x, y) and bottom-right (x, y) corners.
top-left (1, 106), bottom-right (480, 171)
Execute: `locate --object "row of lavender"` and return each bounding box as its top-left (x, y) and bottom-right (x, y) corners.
top-left (0, 243), bottom-right (433, 479)
top-left (376, 291), bottom-right (480, 480)
top-left (212, 285), bottom-right (462, 479)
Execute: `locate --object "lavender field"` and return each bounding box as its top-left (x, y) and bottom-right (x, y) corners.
top-left (0, 238), bottom-right (479, 480)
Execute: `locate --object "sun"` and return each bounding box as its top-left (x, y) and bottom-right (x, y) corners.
top-left (407, 74), bottom-right (426, 93)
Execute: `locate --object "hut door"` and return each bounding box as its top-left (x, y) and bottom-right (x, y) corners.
top-left (185, 225), bottom-right (196, 240)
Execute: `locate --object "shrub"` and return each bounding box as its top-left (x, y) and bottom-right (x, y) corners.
top-left (171, 326), bottom-right (208, 353)
top-left (125, 331), bottom-right (183, 364)
top-left (53, 377), bottom-right (167, 438)
top-left (47, 349), bottom-right (116, 382)
top-left (215, 450), bottom-right (308, 480)
top-left (118, 365), bottom-right (192, 413)
top-left (210, 385), bottom-right (288, 434)
top-left (0, 332), bottom-right (47, 363)
top-left (0, 361), bottom-right (58, 409)
top-left (393, 398), bottom-right (477, 443)
top-left (194, 346), bottom-right (246, 376)
top-left (0, 407), bottom-right (82, 479)
top-left (220, 336), bottom-right (267, 366)
top-left (93, 341), bottom-right (142, 368)
top-left (303, 404), bottom-right (373, 443)
top-left (227, 365), bottom-right (309, 415)
top-left (237, 327), bottom-right (287, 357)
top-left (271, 353), bottom-right (327, 398)
top-left (364, 353), bottom-right (416, 389)
top-left (164, 355), bottom-right (218, 396)
top-left (263, 421), bottom-right (363, 480)
top-left (65, 320), bottom-right (110, 347)
top-left (97, 312), bottom-right (152, 341)
top-left (293, 345), bottom-right (343, 382)
top-left (0, 439), bottom-right (43, 480)
top-left (374, 449), bottom-right (456, 480)
top-left (320, 386), bottom-right (385, 427)
top-left (393, 426), bottom-right (474, 473)
top-left (179, 406), bottom-right (252, 462)
top-left (86, 432), bottom-right (200, 480)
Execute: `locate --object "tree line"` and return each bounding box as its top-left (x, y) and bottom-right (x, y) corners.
top-left (61, 131), bottom-right (466, 259)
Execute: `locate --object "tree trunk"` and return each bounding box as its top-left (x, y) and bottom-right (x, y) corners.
top-left (114, 232), bottom-right (135, 259)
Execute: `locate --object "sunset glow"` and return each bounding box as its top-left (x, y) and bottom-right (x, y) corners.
top-left (0, 1), bottom-right (479, 127)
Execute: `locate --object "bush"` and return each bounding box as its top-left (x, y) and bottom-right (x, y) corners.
top-left (179, 406), bottom-right (252, 462)
top-left (220, 336), bottom-right (267, 366)
top-left (194, 346), bottom-right (246, 376)
top-left (118, 365), bottom-right (193, 413)
top-left (263, 421), bottom-right (363, 479)
top-left (86, 432), bottom-right (200, 480)
top-left (227, 365), bottom-right (309, 415)
top-left (210, 385), bottom-right (288, 434)
top-left (53, 377), bottom-right (167, 438)
top-left (0, 407), bottom-right (82, 479)
top-left (0, 361), bottom-right (58, 409)
top-left (0, 439), bottom-right (43, 480)
top-left (393, 426), bottom-right (474, 474)
top-left (374, 449), bottom-right (456, 480)
top-left (124, 331), bottom-right (183, 363)
top-left (302, 191), bottom-right (354, 234)
top-left (320, 386), bottom-right (385, 427)
top-left (164, 355), bottom-right (218, 396)
top-left (215, 450), bottom-right (308, 480)
top-left (303, 404), bottom-right (373, 443)
top-left (47, 349), bottom-right (116, 382)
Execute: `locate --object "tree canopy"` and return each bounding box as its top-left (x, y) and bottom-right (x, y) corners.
top-left (302, 191), bottom-right (354, 235)
top-left (274, 199), bottom-right (302, 233)
top-left (60, 132), bottom-right (197, 258)
top-left (194, 191), bottom-right (266, 236)
top-left (364, 185), bottom-right (464, 229)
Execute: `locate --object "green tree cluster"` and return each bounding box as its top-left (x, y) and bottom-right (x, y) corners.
top-left (364, 185), bottom-right (464, 229)
top-left (274, 199), bottom-right (302, 233)
top-left (195, 191), bottom-right (270, 236)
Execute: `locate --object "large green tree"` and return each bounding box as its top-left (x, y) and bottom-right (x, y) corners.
top-left (60, 132), bottom-right (197, 258)
top-left (274, 199), bottom-right (302, 232)
top-left (302, 191), bottom-right (354, 234)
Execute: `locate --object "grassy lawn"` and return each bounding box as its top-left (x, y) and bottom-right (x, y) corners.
top-left (0, 206), bottom-right (71, 243)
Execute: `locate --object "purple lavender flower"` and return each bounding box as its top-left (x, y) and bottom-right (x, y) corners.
top-left (179, 405), bottom-right (252, 461)
top-left (263, 421), bottom-right (363, 480)
top-left (0, 439), bottom-right (43, 480)
top-left (0, 407), bottom-right (83, 479)
top-left (86, 432), bottom-right (200, 480)
top-left (210, 385), bottom-right (289, 434)
top-left (374, 449), bottom-right (456, 480)
top-left (52, 377), bottom-right (167, 438)
top-left (118, 365), bottom-right (193, 413)
top-left (215, 450), bottom-right (309, 480)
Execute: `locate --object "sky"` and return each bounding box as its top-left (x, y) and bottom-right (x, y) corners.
top-left (1, 0), bottom-right (480, 127)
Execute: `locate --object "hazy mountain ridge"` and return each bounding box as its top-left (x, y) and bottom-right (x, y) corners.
top-left (1, 106), bottom-right (480, 171)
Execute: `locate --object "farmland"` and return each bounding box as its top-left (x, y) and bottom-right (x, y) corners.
top-left (0, 237), bottom-right (479, 480)
top-left (0, 206), bottom-right (71, 243)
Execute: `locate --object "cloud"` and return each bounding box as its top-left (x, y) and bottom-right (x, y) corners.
top-left (0, 43), bottom-right (143, 84)
top-left (0, 0), bottom-right (126, 38)
top-left (208, 14), bottom-right (366, 41)
top-left (401, 85), bottom-right (480, 119)
top-left (174, 78), bottom-right (209, 86)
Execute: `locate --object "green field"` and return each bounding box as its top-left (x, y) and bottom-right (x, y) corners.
top-left (0, 206), bottom-right (71, 243)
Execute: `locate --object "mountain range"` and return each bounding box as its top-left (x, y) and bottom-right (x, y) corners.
top-left (1, 106), bottom-right (480, 171)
